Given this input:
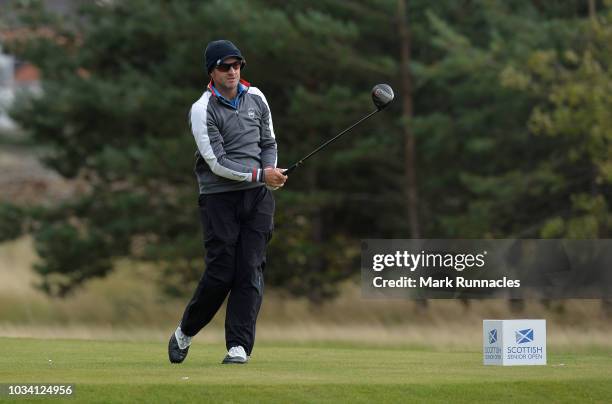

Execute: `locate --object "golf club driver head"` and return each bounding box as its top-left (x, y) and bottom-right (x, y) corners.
top-left (372, 84), bottom-right (394, 110)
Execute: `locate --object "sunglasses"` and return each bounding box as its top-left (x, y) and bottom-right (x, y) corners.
top-left (216, 61), bottom-right (245, 72)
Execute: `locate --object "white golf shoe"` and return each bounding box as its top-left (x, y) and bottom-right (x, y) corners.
top-left (222, 346), bottom-right (248, 364)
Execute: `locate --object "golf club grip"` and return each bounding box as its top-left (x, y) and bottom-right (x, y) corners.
top-left (283, 165), bottom-right (297, 175)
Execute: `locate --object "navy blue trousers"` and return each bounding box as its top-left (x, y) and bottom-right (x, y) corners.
top-left (180, 186), bottom-right (274, 355)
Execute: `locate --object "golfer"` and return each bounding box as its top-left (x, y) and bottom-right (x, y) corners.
top-left (169, 40), bottom-right (286, 364)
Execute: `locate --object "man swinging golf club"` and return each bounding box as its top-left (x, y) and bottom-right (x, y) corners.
top-left (169, 39), bottom-right (287, 365)
top-left (169, 39), bottom-right (394, 365)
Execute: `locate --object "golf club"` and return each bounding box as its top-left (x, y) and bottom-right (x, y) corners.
top-left (282, 84), bottom-right (394, 176)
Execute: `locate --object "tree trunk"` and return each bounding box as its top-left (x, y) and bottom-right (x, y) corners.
top-left (398, 0), bottom-right (426, 310)
top-left (306, 128), bottom-right (326, 304)
top-left (588, 0), bottom-right (597, 21)
top-left (397, 0), bottom-right (420, 238)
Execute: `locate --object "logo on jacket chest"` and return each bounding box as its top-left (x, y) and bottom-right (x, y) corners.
top-left (247, 107), bottom-right (256, 119)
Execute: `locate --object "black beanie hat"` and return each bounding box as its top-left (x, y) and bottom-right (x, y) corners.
top-left (204, 40), bottom-right (244, 73)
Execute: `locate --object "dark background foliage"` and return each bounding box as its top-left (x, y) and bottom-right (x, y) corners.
top-left (1, 0), bottom-right (610, 301)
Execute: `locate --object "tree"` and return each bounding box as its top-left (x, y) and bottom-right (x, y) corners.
top-left (2, 0), bottom-right (399, 301)
top-left (410, 0), bottom-right (611, 239)
top-left (502, 4), bottom-right (612, 238)
top-left (3, 0), bottom-right (609, 304)
top-left (397, 0), bottom-right (420, 238)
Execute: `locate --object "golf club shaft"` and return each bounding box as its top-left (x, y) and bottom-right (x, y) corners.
top-left (283, 108), bottom-right (380, 175)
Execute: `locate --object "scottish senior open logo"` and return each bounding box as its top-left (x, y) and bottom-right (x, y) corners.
top-left (515, 328), bottom-right (534, 344)
top-left (488, 329), bottom-right (497, 344)
top-left (484, 320), bottom-right (546, 365)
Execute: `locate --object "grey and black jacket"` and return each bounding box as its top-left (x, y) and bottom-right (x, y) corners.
top-left (190, 79), bottom-right (277, 194)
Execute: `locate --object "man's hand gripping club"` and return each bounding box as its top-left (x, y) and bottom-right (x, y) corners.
top-left (264, 167), bottom-right (287, 190)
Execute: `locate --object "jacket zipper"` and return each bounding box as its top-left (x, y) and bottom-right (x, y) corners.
top-left (236, 101), bottom-right (244, 130)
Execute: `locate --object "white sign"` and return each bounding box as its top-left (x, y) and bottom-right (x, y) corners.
top-left (483, 319), bottom-right (546, 366)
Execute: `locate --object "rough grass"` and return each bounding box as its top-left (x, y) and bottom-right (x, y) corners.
top-left (1, 237), bottom-right (611, 329)
top-left (1, 236), bottom-right (612, 351)
top-left (0, 338), bottom-right (610, 403)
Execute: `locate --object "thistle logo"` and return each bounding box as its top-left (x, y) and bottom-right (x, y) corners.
top-left (488, 329), bottom-right (497, 344)
top-left (515, 328), bottom-right (534, 344)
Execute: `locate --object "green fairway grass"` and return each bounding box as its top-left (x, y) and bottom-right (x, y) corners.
top-left (0, 338), bottom-right (610, 403)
